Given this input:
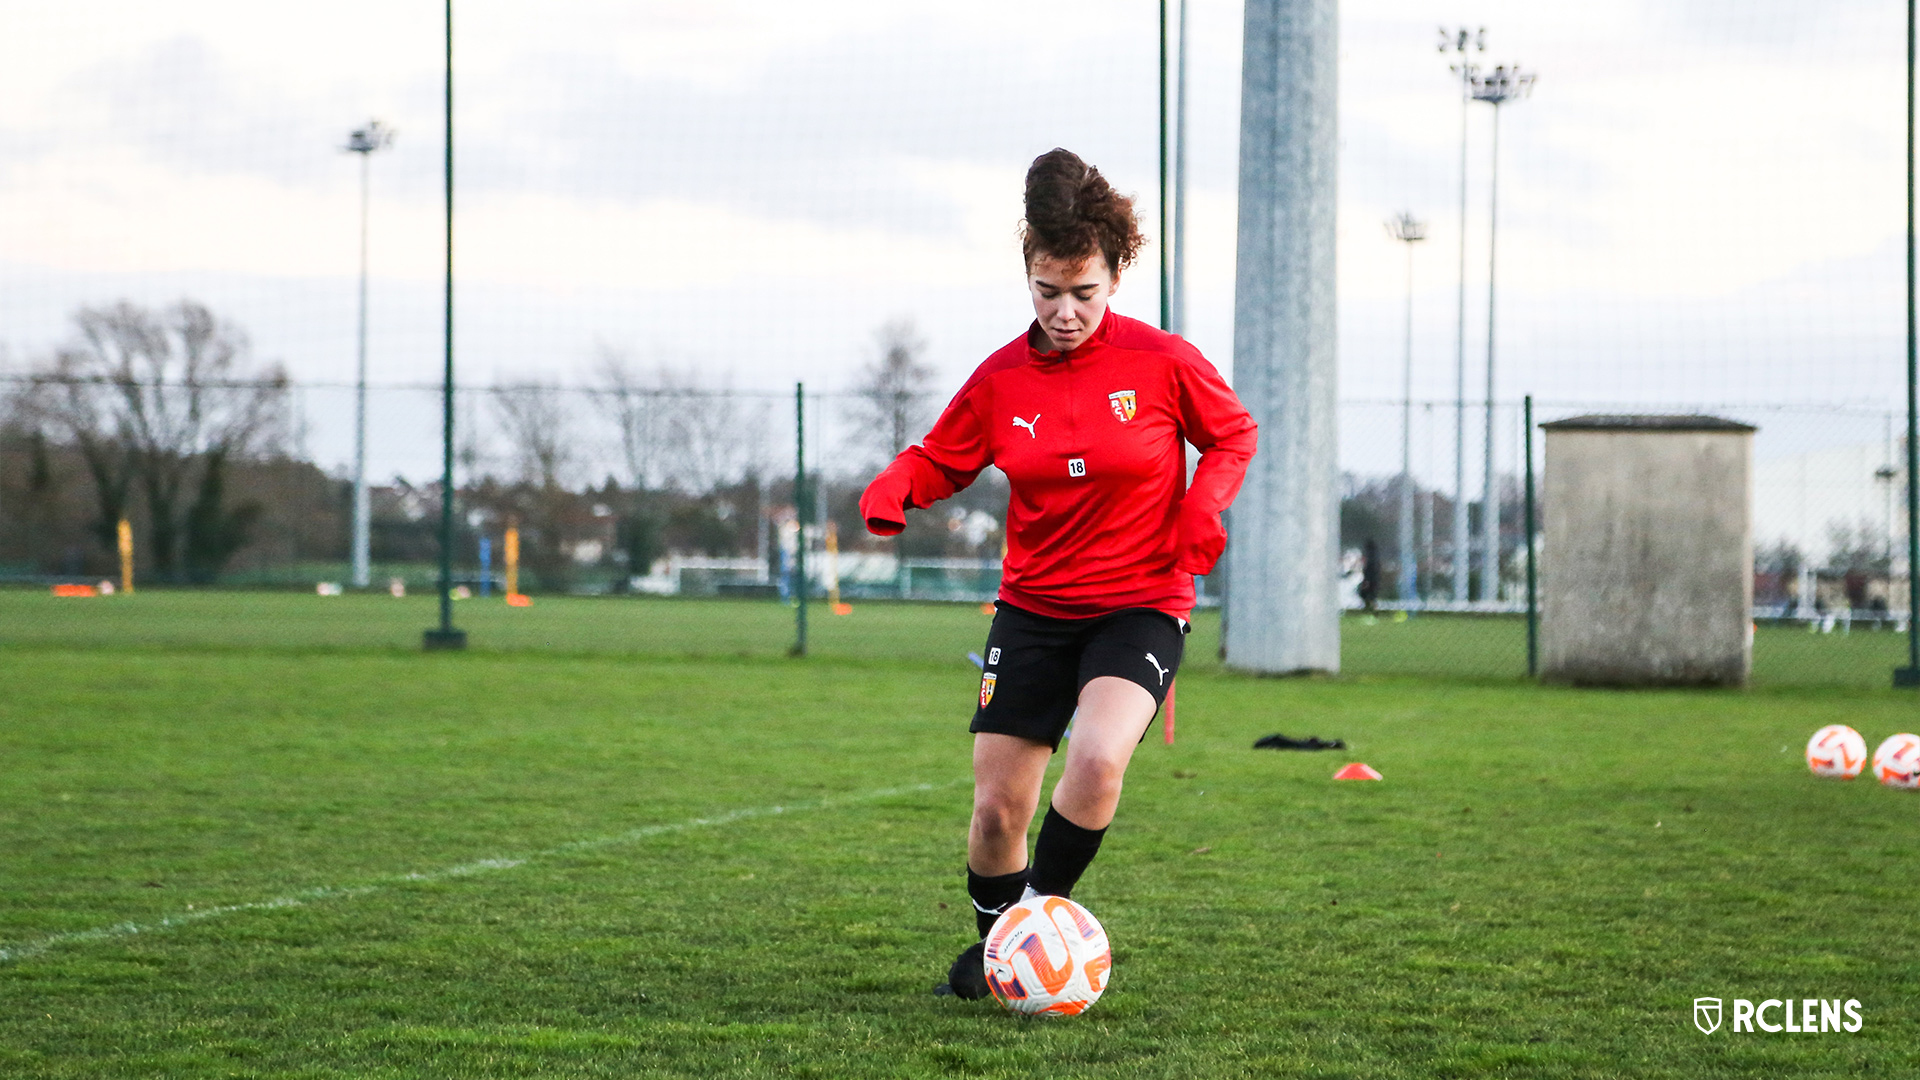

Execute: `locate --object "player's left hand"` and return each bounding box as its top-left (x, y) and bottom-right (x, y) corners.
top-left (1174, 502), bottom-right (1225, 575)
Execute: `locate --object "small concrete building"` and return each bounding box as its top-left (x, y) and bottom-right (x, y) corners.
top-left (1540, 415), bottom-right (1756, 687)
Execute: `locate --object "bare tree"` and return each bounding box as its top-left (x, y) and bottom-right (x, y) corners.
top-left (843, 319), bottom-right (934, 474)
top-left (595, 346), bottom-right (667, 491)
top-left (592, 351), bottom-right (769, 494)
top-left (490, 380), bottom-right (574, 490)
top-left (484, 380), bottom-right (583, 590)
top-left (660, 367), bottom-right (768, 495)
top-left (22, 300), bottom-right (287, 581)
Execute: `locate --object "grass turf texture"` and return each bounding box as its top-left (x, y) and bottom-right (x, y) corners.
top-left (0, 588), bottom-right (1906, 687)
top-left (0, 593), bottom-right (1916, 1077)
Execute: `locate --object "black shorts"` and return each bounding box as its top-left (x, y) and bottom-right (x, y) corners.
top-left (971, 602), bottom-right (1188, 749)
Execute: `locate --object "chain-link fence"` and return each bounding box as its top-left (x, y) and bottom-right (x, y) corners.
top-left (1332, 398), bottom-right (1910, 684)
top-left (0, 1), bottom-right (1912, 686)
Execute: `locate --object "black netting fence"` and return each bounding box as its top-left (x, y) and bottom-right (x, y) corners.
top-left (0, 2), bottom-right (1910, 684)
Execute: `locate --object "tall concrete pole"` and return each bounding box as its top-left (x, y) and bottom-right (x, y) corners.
top-left (1223, 0), bottom-right (1339, 674)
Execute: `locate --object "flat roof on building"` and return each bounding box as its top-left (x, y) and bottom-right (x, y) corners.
top-left (1539, 414), bottom-right (1756, 433)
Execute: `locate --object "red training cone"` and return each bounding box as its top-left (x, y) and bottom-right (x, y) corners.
top-left (1333, 762), bottom-right (1383, 781)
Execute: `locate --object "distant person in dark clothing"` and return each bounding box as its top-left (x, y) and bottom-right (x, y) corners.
top-left (1844, 570), bottom-right (1867, 611)
top-left (1359, 538), bottom-right (1381, 616)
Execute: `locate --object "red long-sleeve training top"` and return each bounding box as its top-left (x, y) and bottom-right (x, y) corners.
top-left (859, 312), bottom-right (1257, 621)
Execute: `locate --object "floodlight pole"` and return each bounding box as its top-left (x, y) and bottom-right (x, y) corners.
top-left (345, 119), bottom-right (393, 591)
top-left (792, 382), bottom-right (808, 658)
top-left (1471, 63), bottom-right (1535, 607)
top-left (1483, 105), bottom-right (1503, 605)
top-left (1440, 27), bottom-right (1484, 604)
top-left (424, 0), bottom-right (465, 651)
top-left (1901, 0), bottom-right (1920, 688)
top-left (1387, 212), bottom-right (1426, 606)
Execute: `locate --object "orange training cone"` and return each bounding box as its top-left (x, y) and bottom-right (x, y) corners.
top-left (1333, 762), bottom-right (1383, 781)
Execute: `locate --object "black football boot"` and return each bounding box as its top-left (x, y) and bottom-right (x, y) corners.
top-left (932, 940), bottom-right (990, 999)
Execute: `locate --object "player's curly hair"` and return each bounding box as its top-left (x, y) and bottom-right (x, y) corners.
top-left (1020, 148), bottom-right (1144, 277)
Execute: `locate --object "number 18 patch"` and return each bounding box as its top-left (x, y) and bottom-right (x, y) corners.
top-left (979, 672), bottom-right (997, 708)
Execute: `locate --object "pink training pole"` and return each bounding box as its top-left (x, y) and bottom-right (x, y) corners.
top-left (1163, 679), bottom-right (1176, 744)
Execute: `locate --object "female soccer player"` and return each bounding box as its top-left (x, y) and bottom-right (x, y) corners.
top-left (859, 148), bottom-right (1257, 999)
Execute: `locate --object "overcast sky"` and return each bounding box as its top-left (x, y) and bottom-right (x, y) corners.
top-left (0, 0), bottom-right (1907, 495)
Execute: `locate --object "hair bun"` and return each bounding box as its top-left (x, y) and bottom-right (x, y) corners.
top-left (1021, 148), bottom-right (1143, 275)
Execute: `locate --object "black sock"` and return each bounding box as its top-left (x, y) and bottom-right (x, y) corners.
top-left (1028, 804), bottom-right (1107, 899)
top-left (966, 865), bottom-right (1030, 938)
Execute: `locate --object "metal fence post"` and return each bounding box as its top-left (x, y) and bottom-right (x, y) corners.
top-left (1525, 394), bottom-right (1538, 677)
top-left (422, 0), bottom-right (466, 652)
top-left (792, 381), bottom-right (808, 658)
top-left (1901, 0), bottom-right (1920, 688)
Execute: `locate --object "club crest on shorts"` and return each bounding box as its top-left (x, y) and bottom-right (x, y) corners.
top-left (979, 672), bottom-right (998, 708)
top-left (1107, 389), bottom-right (1137, 422)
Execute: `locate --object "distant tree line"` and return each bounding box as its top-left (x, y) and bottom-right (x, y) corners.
top-left (1, 300), bottom-right (298, 583)
top-left (0, 304), bottom-right (1006, 589)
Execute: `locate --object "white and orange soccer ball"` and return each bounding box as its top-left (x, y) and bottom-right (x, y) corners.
top-left (982, 895), bottom-right (1111, 1017)
top-left (1806, 724), bottom-right (1867, 779)
top-left (1872, 733), bottom-right (1920, 789)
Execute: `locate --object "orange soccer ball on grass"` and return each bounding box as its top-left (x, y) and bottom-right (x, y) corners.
top-left (1806, 724), bottom-right (1867, 779)
top-left (1872, 733), bottom-right (1920, 789)
top-left (982, 895), bottom-right (1112, 1017)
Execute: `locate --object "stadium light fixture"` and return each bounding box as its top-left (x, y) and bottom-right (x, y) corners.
top-left (1439, 26), bottom-right (1485, 604)
top-left (343, 119), bottom-right (394, 592)
top-left (1469, 62), bottom-right (1536, 606)
top-left (1386, 212), bottom-right (1426, 607)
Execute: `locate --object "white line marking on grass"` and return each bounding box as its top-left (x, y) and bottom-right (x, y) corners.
top-left (0, 779), bottom-right (963, 964)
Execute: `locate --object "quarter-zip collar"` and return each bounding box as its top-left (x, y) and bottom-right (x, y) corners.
top-left (1025, 309), bottom-right (1117, 365)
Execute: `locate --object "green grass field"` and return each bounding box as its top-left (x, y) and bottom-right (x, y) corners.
top-left (3, 591), bottom-right (1918, 1077)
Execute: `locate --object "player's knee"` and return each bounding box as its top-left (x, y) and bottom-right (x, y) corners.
top-left (1068, 754), bottom-right (1128, 802)
top-left (971, 798), bottom-right (1029, 841)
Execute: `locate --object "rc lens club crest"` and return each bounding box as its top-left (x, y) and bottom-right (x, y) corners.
top-left (979, 672), bottom-right (997, 707)
top-left (1692, 996), bottom-right (1862, 1033)
top-left (1107, 390), bottom-right (1136, 422)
